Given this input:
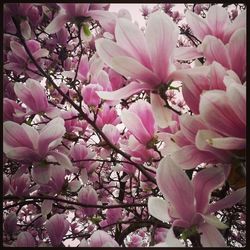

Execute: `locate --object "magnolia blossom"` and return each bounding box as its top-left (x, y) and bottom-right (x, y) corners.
top-left (4, 40), bottom-right (49, 79)
top-left (148, 156), bottom-right (246, 247)
top-left (45, 214), bottom-right (70, 247)
top-left (95, 10), bottom-right (179, 100)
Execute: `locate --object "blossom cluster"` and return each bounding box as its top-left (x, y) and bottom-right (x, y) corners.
top-left (3, 3), bottom-right (246, 247)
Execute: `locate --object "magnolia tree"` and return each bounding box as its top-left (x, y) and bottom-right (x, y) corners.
top-left (3, 3), bottom-right (246, 247)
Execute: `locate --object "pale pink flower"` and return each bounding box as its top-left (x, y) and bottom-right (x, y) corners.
top-left (148, 156), bottom-right (246, 247)
top-left (121, 100), bottom-right (156, 145)
top-left (45, 214), bottom-right (70, 247)
top-left (78, 186), bottom-right (98, 217)
top-left (4, 40), bottom-right (49, 79)
top-left (3, 98), bottom-right (26, 123)
top-left (81, 83), bottom-right (103, 107)
top-left (95, 10), bottom-right (179, 101)
top-left (88, 230), bottom-right (119, 247)
top-left (14, 79), bottom-right (49, 114)
top-left (186, 5), bottom-right (246, 43)
top-left (102, 124), bottom-right (120, 145)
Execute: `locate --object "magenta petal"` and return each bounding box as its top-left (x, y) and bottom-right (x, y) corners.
top-left (97, 81), bottom-right (151, 101)
top-left (156, 156), bottom-right (196, 224)
top-left (207, 187), bottom-right (246, 214)
top-left (192, 166), bottom-right (225, 213)
top-left (45, 214), bottom-right (70, 247)
top-left (198, 223), bottom-right (226, 247)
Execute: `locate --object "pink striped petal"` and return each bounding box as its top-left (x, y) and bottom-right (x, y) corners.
top-left (97, 81), bottom-right (151, 101)
top-left (207, 187), bottom-right (246, 214)
top-left (199, 90), bottom-right (245, 138)
top-left (145, 11), bottom-right (178, 82)
top-left (156, 156), bottom-right (196, 224)
top-left (38, 117), bottom-right (65, 156)
top-left (192, 166), bottom-right (225, 213)
top-left (174, 47), bottom-right (202, 61)
top-left (121, 109), bottom-right (152, 145)
top-left (115, 17), bottom-right (151, 69)
top-left (228, 28), bottom-right (246, 81)
top-left (45, 214), bottom-right (70, 247)
top-left (206, 5), bottom-right (230, 39)
top-left (226, 81), bottom-right (246, 125)
top-left (111, 56), bottom-right (160, 85)
top-left (171, 145), bottom-right (216, 169)
top-left (201, 35), bottom-right (231, 69)
top-left (209, 62), bottom-right (227, 90)
top-left (185, 10), bottom-right (212, 41)
top-left (199, 223), bottom-right (226, 247)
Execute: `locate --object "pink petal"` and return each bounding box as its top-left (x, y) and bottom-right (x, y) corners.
top-left (111, 56), bottom-right (160, 85)
top-left (121, 109), bottom-right (152, 145)
top-left (192, 166), bottom-right (225, 213)
top-left (185, 10), bottom-right (212, 41)
top-left (210, 137), bottom-right (246, 150)
top-left (97, 81), bottom-right (151, 100)
top-left (16, 232), bottom-right (36, 247)
top-left (171, 145), bottom-right (216, 169)
top-left (32, 48), bottom-right (49, 59)
top-left (45, 214), bottom-right (70, 247)
top-left (102, 124), bottom-right (120, 145)
top-left (3, 121), bottom-right (33, 148)
top-left (179, 114), bottom-right (206, 143)
top-left (156, 156), bottom-right (196, 224)
top-left (198, 223), bottom-right (226, 247)
top-left (228, 28), bottom-right (246, 81)
top-left (129, 100), bottom-right (156, 138)
top-left (38, 117), bottom-right (65, 156)
top-left (89, 230), bottom-right (119, 247)
top-left (45, 14), bottom-right (69, 34)
top-left (95, 38), bottom-right (129, 67)
top-left (78, 55), bottom-right (89, 80)
top-left (89, 10), bottom-right (117, 33)
top-left (199, 90), bottom-right (245, 138)
top-left (223, 10), bottom-right (246, 43)
top-left (10, 41), bottom-right (27, 59)
top-left (31, 165), bottom-right (51, 184)
top-left (148, 197), bottom-right (171, 222)
top-left (209, 61), bottom-right (227, 90)
top-left (150, 92), bottom-right (172, 128)
top-left (174, 47), bottom-right (203, 61)
top-left (207, 187), bottom-right (246, 214)
top-left (145, 11), bottom-right (178, 82)
top-left (201, 35), bottom-right (231, 69)
top-left (226, 81), bottom-right (246, 125)
top-left (206, 5), bottom-right (230, 39)
top-left (49, 151), bottom-right (74, 171)
top-left (115, 17), bottom-right (151, 69)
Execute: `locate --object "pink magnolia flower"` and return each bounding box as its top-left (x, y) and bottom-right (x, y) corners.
top-left (3, 117), bottom-right (66, 162)
top-left (102, 124), bottom-right (120, 145)
top-left (96, 103), bottom-right (120, 128)
top-left (88, 230), bottom-right (119, 247)
top-left (121, 100), bottom-right (156, 146)
top-left (199, 28), bottom-right (246, 81)
top-left (10, 173), bottom-right (30, 197)
top-left (14, 79), bottom-right (49, 114)
top-left (186, 5), bottom-right (246, 43)
top-left (95, 10), bottom-right (179, 101)
top-left (4, 40), bottom-right (49, 79)
top-left (78, 186), bottom-right (98, 217)
top-left (170, 78), bottom-right (246, 169)
top-left (148, 156), bottom-right (246, 247)
top-left (15, 232), bottom-right (36, 247)
top-left (45, 214), bottom-right (70, 247)
top-left (3, 98), bottom-right (26, 123)
top-left (81, 83), bottom-right (103, 107)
